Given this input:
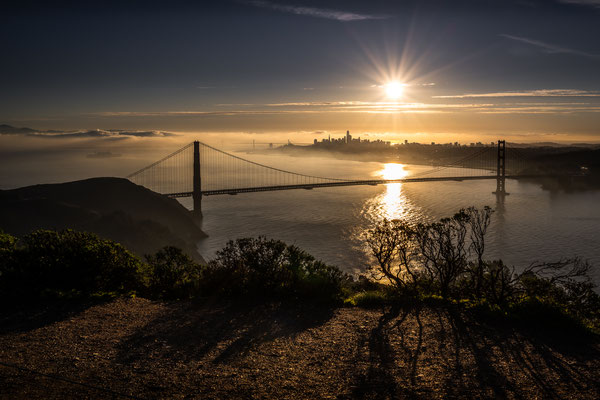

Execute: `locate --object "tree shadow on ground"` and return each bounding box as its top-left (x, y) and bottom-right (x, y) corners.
top-left (114, 298), bottom-right (336, 366)
top-left (454, 309), bottom-right (600, 399)
top-left (0, 298), bottom-right (110, 335)
top-left (350, 303), bottom-right (599, 399)
top-left (350, 304), bottom-right (412, 399)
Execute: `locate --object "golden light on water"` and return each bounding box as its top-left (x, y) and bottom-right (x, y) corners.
top-left (369, 163), bottom-right (412, 220)
top-left (379, 163), bottom-right (409, 180)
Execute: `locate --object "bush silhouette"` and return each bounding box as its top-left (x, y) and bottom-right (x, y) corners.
top-left (364, 208), bottom-right (600, 331)
top-left (144, 246), bottom-right (203, 299)
top-left (204, 237), bottom-right (347, 302)
top-left (0, 229), bottom-right (144, 300)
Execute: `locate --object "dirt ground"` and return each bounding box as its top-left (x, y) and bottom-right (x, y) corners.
top-left (1, 297), bottom-right (599, 399)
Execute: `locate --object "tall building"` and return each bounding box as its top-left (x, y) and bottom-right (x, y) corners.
top-left (346, 130), bottom-right (352, 144)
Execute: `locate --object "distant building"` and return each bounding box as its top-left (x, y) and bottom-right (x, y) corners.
top-left (346, 130), bottom-right (352, 144)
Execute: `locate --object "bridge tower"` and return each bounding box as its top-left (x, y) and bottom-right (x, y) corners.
top-left (193, 141), bottom-right (202, 217)
top-left (494, 139), bottom-right (507, 197)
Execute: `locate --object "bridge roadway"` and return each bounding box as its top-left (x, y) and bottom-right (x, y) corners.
top-left (164, 174), bottom-right (529, 197)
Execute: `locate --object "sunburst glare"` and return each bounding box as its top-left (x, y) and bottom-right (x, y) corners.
top-left (384, 81), bottom-right (405, 100)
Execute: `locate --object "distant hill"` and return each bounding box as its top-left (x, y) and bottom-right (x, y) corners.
top-left (0, 124), bottom-right (38, 135)
top-left (0, 178), bottom-right (207, 263)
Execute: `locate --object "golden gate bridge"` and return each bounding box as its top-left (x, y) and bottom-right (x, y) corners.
top-left (127, 140), bottom-right (533, 215)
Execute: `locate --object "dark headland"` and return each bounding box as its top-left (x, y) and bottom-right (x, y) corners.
top-left (0, 177), bottom-right (206, 263)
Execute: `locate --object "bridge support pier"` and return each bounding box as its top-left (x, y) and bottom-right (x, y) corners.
top-left (493, 139), bottom-right (507, 199)
top-left (193, 141), bottom-right (202, 218)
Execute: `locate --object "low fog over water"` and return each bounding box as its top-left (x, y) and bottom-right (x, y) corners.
top-left (2, 131), bottom-right (599, 284)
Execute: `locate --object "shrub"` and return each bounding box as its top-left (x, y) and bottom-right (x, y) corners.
top-left (144, 246), bottom-right (203, 299)
top-left (363, 208), bottom-right (600, 332)
top-left (366, 210), bottom-right (474, 298)
top-left (344, 290), bottom-right (388, 308)
top-left (365, 219), bottom-right (419, 291)
top-left (414, 211), bottom-right (470, 298)
top-left (204, 237), bottom-right (347, 302)
top-left (515, 258), bottom-right (600, 329)
top-left (507, 297), bottom-right (594, 337)
top-left (479, 260), bottom-right (515, 306)
top-left (0, 229), bottom-right (144, 300)
top-left (0, 231), bottom-right (18, 292)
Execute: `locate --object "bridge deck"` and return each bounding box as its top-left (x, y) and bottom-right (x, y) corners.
top-left (164, 175), bottom-right (531, 197)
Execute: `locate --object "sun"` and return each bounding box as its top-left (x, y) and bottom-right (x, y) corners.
top-left (384, 81), bottom-right (405, 100)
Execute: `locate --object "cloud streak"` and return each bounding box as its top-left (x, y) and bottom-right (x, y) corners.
top-left (434, 89), bottom-right (600, 98)
top-left (500, 34), bottom-right (600, 58)
top-left (0, 125), bottom-right (176, 138)
top-left (558, 0), bottom-right (600, 8)
top-left (94, 101), bottom-right (600, 117)
top-left (245, 1), bottom-right (388, 21)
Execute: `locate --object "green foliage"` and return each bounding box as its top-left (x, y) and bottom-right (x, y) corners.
top-left (0, 229), bottom-right (144, 300)
top-left (144, 246), bottom-right (203, 300)
top-left (0, 230), bottom-right (17, 250)
top-left (0, 229), bottom-right (347, 304)
top-left (344, 290), bottom-right (388, 308)
top-left (204, 237), bottom-right (347, 303)
top-left (0, 230), bottom-right (17, 263)
top-left (515, 261), bottom-right (600, 330)
top-left (506, 297), bottom-right (595, 337)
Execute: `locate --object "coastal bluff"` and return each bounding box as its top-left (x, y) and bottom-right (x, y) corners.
top-left (0, 177), bottom-right (207, 263)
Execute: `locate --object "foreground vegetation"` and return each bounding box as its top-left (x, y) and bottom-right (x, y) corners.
top-left (0, 230), bottom-right (346, 304)
top-left (1, 206), bottom-right (598, 334)
top-left (361, 207), bottom-right (600, 333)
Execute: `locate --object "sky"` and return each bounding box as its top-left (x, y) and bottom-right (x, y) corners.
top-left (1, 0), bottom-right (600, 149)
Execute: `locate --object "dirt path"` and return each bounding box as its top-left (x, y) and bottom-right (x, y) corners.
top-left (1, 298), bottom-right (598, 399)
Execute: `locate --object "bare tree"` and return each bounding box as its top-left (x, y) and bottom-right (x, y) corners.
top-left (484, 260), bottom-right (515, 305)
top-left (465, 206), bottom-right (494, 296)
top-left (414, 211), bottom-right (470, 298)
top-left (365, 219), bottom-right (416, 289)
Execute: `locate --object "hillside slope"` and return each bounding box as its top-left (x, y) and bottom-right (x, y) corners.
top-left (0, 178), bottom-right (207, 262)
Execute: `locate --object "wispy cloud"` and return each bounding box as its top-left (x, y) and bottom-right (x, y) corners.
top-left (0, 125), bottom-right (176, 138)
top-left (500, 34), bottom-right (600, 58)
top-left (434, 89), bottom-right (600, 98)
top-left (558, 0), bottom-right (600, 8)
top-left (97, 110), bottom-right (321, 117)
top-left (93, 101), bottom-right (600, 117)
top-left (245, 1), bottom-right (388, 21)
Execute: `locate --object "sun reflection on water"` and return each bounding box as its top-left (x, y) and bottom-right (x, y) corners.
top-left (379, 163), bottom-right (409, 181)
top-left (377, 163), bottom-right (411, 220)
top-left (350, 163), bottom-right (421, 273)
